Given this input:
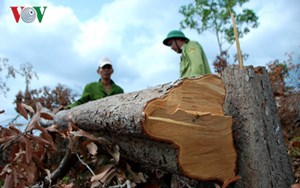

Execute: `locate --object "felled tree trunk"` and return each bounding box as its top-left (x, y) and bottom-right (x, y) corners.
top-left (221, 65), bottom-right (295, 188)
top-left (55, 75), bottom-right (238, 186)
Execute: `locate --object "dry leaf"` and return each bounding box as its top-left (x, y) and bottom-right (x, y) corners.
top-left (8, 125), bottom-right (21, 135)
top-left (291, 140), bottom-right (300, 149)
top-left (12, 123), bottom-right (24, 127)
top-left (91, 164), bottom-right (113, 182)
top-left (127, 163), bottom-right (142, 183)
top-left (23, 136), bottom-right (33, 164)
top-left (53, 105), bottom-right (64, 114)
top-left (90, 180), bottom-right (101, 188)
top-left (3, 174), bottom-right (14, 188)
top-left (30, 135), bottom-right (51, 146)
top-left (34, 125), bottom-right (55, 147)
top-left (138, 172), bottom-right (147, 183)
top-left (62, 182), bottom-right (74, 188)
top-left (99, 168), bottom-right (116, 185)
top-left (1, 165), bottom-right (12, 174)
top-left (41, 112), bottom-right (54, 120)
top-left (25, 111), bottom-right (40, 132)
top-left (69, 131), bottom-right (83, 137)
top-left (17, 103), bottom-right (28, 120)
top-left (45, 124), bottom-right (59, 132)
top-left (20, 161), bottom-right (38, 186)
top-left (45, 169), bottom-right (51, 185)
top-left (0, 135), bottom-right (18, 144)
top-left (22, 103), bottom-right (35, 114)
top-left (110, 145), bottom-right (120, 163)
top-left (86, 142), bottom-right (98, 156)
top-left (78, 129), bottom-right (99, 141)
top-left (116, 170), bottom-right (126, 182)
top-left (35, 102), bottom-right (43, 113)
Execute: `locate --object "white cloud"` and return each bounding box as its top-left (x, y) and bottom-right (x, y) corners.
top-left (71, 0), bottom-right (189, 91)
top-left (236, 0), bottom-right (300, 66)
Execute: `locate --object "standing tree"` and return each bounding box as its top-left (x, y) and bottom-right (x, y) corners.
top-left (0, 59), bottom-right (38, 116)
top-left (179, 0), bottom-right (258, 73)
top-left (0, 58), bottom-right (77, 119)
top-left (18, 63), bottom-right (38, 96)
top-left (267, 50), bottom-right (300, 96)
top-left (12, 63), bottom-right (78, 111)
top-left (15, 84), bottom-right (78, 111)
top-left (0, 58), bottom-right (17, 96)
top-left (0, 59), bottom-right (38, 97)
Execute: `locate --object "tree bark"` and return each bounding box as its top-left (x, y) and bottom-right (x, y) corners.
top-left (54, 75), bottom-right (238, 186)
top-left (221, 65), bottom-right (295, 188)
top-left (53, 66), bottom-right (295, 187)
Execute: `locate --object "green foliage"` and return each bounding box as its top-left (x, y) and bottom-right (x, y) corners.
top-left (179, 0), bottom-right (259, 53)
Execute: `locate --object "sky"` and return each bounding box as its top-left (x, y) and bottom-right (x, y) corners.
top-left (0, 0), bottom-right (300, 125)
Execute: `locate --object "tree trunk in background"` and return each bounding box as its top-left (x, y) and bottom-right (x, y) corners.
top-left (221, 65), bottom-right (295, 188)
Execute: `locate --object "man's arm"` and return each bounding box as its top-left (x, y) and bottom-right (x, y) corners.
top-left (66, 85), bottom-right (91, 109)
top-left (66, 94), bottom-right (90, 109)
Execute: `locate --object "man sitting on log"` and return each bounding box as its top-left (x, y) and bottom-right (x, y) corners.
top-left (67, 57), bottom-right (124, 109)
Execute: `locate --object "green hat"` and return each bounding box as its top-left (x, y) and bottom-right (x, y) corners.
top-left (163, 30), bottom-right (189, 46)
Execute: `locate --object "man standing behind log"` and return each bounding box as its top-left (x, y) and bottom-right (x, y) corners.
top-left (163, 30), bottom-right (211, 78)
top-left (67, 57), bottom-right (124, 109)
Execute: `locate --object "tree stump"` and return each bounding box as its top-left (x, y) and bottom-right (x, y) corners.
top-left (221, 65), bottom-right (295, 187)
top-left (55, 74), bottom-right (238, 187)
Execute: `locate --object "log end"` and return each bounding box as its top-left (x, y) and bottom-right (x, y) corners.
top-left (143, 75), bottom-right (238, 184)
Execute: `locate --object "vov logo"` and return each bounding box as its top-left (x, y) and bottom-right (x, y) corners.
top-left (10, 6), bottom-right (47, 23)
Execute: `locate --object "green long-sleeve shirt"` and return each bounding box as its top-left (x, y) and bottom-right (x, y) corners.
top-left (180, 40), bottom-right (211, 78)
top-left (68, 79), bottom-right (124, 108)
